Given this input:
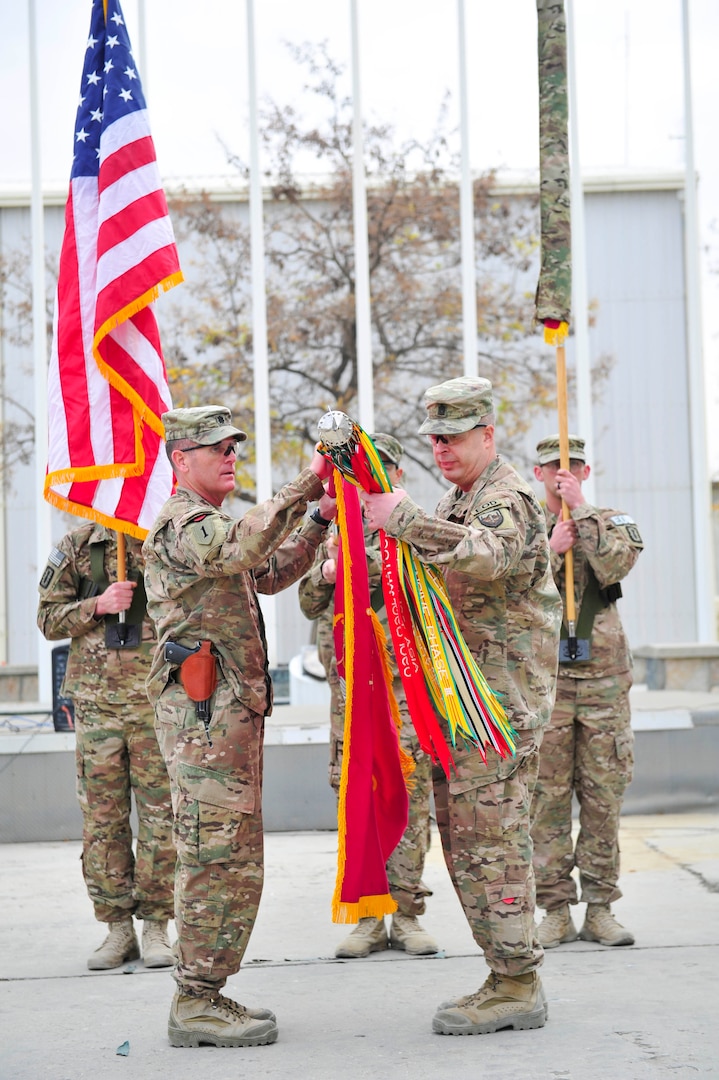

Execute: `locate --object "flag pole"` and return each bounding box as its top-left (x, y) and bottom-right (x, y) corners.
top-left (29, 0), bottom-right (53, 703)
top-left (555, 343), bottom-right (577, 653)
top-left (246, 0), bottom-right (277, 665)
top-left (535, 0), bottom-right (577, 657)
top-left (349, 0), bottom-right (374, 431)
top-left (457, 0), bottom-right (478, 378)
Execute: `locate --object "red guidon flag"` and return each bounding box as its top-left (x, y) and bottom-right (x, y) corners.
top-left (44, 0), bottom-right (182, 538)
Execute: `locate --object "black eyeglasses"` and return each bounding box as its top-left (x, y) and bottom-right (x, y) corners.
top-left (428, 424), bottom-right (486, 446)
top-left (182, 442), bottom-right (238, 458)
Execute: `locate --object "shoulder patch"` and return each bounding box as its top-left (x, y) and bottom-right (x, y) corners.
top-left (473, 500), bottom-right (514, 531)
top-left (609, 514), bottom-right (643, 547)
top-left (609, 514), bottom-right (634, 526)
top-left (186, 514), bottom-right (217, 547)
top-left (48, 546), bottom-right (67, 568)
top-left (39, 547), bottom-right (68, 591)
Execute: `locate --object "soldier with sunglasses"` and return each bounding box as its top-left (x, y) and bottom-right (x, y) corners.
top-left (143, 405), bottom-right (335, 1049)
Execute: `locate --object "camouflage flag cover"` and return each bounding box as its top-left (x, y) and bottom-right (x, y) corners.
top-left (535, 0), bottom-right (571, 344)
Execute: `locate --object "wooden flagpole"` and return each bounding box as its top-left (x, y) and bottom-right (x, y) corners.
top-left (555, 343), bottom-right (577, 655)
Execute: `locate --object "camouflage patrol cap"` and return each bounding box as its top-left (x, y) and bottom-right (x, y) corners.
top-left (536, 433), bottom-right (586, 465)
top-left (162, 405), bottom-right (247, 445)
top-left (418, 376), bottom-right (494, 435)
top-left (370, 432), bottom-right (404, 466)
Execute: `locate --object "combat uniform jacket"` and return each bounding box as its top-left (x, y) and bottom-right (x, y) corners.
top-left (143, 469), bottom-right (325, 717)
top-left (545, 504), bottom-right (643, 680)
top-left (37, 523), bottom-right (154, 705)
top-left (381, 456), bottom-right (562, 738)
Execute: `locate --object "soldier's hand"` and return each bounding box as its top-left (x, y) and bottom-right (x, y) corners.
top-left (321, 558), bottom-right (338, 584)
top-left (94, 581), bottom-right (137, 617)
top-left (309, 446), bottom-right (333, 482)
top-left (317, 492), bottom-right (337, 523)
top-left (555, 469), bottom-right (585, 511)
top-left (326, 533), bottom-right (340, 558)
top-left (550, 518), bottom-right (578, 554)
top-left (361, 489), bottom-right (406, 530)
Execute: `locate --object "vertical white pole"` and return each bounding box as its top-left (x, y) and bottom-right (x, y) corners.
top-left (457, 0), bottom-right (477, 378)
top-left (0, 249), bottom-right (7, 664)
top-left (681, 0), bottom-right (716, 641)
top-left (246, 0), bottom-right (277, 663)
top-left (349, 0), bottom-right (374, 431)
top-left (29, 0), bottom-right (53, 702)
top-left (565, 0), bottom-right (595, 504)
top-left (136, 0), bottom-right (148, 104)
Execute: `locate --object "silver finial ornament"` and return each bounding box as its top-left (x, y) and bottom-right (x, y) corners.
top-left (317, 410), bottom-right (355, 447)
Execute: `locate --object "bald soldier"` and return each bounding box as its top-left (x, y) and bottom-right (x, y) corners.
top-left (362, 377), bottom-right (561, 1037)
top-left (298, 434), bottom-right (438, 959)
top-left (143, 405), bottom-right (334, 1049)
top-left (531, 435), bottom-right (643, 949)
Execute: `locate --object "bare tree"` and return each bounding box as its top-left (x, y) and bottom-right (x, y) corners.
top-left (167, 43), bottom-right (573, 490)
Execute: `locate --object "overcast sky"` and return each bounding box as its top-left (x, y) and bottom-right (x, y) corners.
top-left (2, 0), bottom-right (718, 466)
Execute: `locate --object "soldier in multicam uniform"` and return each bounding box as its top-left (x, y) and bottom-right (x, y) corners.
top-left (531, 434), bottom-right (643, 949)
top-left (362, 377), bottom-right (562, 1036)
top-left (298, 434), bottom-right (438, 959)
top-left (142, 405), bottom-right (334, 1050)
top-left (37, 525), bottom-right (176, 971)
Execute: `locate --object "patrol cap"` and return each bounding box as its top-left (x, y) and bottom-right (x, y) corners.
top-left (536, 433), bottom-right (586, 465)
top-left (162, 405), bottom-right (247, 445)
top-left (370, 432), bottom-right (404, 467)
top-left (418, 376), bottom-right (494, 435)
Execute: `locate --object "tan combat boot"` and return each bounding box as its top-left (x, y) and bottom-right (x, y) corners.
top-left (335, 917), bottom-right (388, 958)
top-left (390, 913), bottom-right (440, 955)
top-left (168, 990), bottom-right (278, 1047)
top-left (432, 971), bottom-right (548, 1035)
top-left (142, 920), bottom-right (175, 968)
top-left (578, 904), bottom-right (635, 946)
top-left (536, 904), bottom-right (578, 949)
top-left (87, 918), bottom-right (140, 970)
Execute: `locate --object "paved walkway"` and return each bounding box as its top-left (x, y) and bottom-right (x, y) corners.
top-left (2, 811), bottom-right (718, 1079)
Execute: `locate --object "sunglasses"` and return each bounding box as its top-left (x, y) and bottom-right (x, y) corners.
top-left (182, 442), bottom-right (238, 458)
top-left (428, 424), bottom-right (486, 446)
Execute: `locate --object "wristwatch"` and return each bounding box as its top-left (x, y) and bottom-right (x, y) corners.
top-left (310, 508), bottom-right (332, 528)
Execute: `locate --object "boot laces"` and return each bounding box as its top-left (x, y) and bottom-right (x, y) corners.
top-left (207, 993), bottom-right (249, 1020)
top-left (353, 917), bottom-right (384, 938)
top-left (589, 906), bottom-right (622, 934)
top-left (393, 914), bottom-right (420, 933)
top-left (541, 907), bottom-right (570, 935)
top-left (143, 921), bottom-right (169, 946)
top-left (107, 920), bottom-right (135, 942)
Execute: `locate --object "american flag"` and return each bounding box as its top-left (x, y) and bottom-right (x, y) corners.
top-left (44, 0), bottom-right (182, 538)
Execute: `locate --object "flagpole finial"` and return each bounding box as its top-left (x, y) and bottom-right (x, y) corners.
top-left (318, 410), bottom-right (355, 447)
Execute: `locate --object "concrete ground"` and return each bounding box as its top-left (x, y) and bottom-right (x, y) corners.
top-left (1, 811), bottom-right (718, 1080)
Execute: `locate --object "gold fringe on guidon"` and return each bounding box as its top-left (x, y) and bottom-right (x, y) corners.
top-left (330, 476), bottom-right (401, 924)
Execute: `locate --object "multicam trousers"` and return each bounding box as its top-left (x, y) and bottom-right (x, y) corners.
top-left (531, 671), bottom-right (634, 910)
top-left (74, 699), bottom-right (175, 924)
top-left (154, 676), bottom-right (265, 995)
top-left (433, 734), bottom-right (544, 977)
